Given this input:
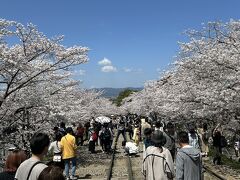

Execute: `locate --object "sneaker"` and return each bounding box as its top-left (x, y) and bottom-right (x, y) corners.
top-left (65, 175), bottom-right (70, 180)
top-left (70, 175), bottom-right (78, 180)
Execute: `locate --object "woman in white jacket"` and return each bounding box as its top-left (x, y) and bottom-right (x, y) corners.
top-left (143, 131), bottom-right (174, 180)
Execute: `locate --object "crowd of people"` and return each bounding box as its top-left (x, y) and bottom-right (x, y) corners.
top-left (0, 114), bottom-right (239, 180)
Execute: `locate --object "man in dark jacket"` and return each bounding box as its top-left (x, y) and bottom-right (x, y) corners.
top-left (212, 124), bottom-right (222, 165)
top-left (116, 116), bottom-right (127, 143)
top-left (163, 122), bottom-right (176, 161)
top-left (176, 131), bottom-right (202, 180)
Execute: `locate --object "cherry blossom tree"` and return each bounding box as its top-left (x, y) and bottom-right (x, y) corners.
top-left (0, 19), bottom-right (89, 109)
top-left (122, 20), bottom-right (240, 129)
top-left (0, 19), bottom-right (89, 149)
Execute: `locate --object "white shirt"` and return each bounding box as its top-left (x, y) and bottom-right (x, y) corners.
top-left (48, 141), bottom-right (61, 154)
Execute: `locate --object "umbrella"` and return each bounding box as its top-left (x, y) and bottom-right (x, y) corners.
top-left (95, 116), bottom-right (111, 124)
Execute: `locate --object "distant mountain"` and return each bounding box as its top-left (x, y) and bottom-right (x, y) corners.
top-left (93, 87), bottom-right (143, 98)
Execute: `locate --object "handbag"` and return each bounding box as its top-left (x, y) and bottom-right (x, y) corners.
top-left (53, 154), bottom-right (62, 162)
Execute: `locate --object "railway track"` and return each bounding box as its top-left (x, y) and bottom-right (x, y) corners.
top-left (107, 140), bottom-right (133, 180)
top-left (107, 139), bottom-right (142, 180)
top-left (203, 158), bottom-right (240, 180)
top-left (106, 141), bottom-right (235, 180)
top-left (203, 165), bottom-right (227, 180)
top-left (77, 134), bottom-right (240, 179)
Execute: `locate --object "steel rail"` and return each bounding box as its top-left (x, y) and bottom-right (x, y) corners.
top-left (107, 139), bottom-right (134, 180)
top-left (126, 153), bottom-right (133, 180)
top-left (203, 165), bottom-right (227, 180)
top-left (107, 139), bottom-right (117, 180)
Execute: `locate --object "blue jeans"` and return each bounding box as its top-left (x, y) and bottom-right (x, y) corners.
top-left (64, 157), bottom-right (77, 177)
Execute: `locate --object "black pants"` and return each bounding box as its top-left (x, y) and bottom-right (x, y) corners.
top-left (102, 139), bottom-right (111, 153)
top-left (89, 140), bottom-right (96, 153)
top-left (127, 129), bottom-right (133, 139)
top-left (170, 148), bottom-right (176, 162)
top-left (116, 130), bottom-right (127, 142)
top-left (213, 146), bottom-right (222, 165)
top-left (77, 136), bottom-right (84, 146)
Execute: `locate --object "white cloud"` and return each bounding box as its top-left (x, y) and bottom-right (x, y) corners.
top-left (123, 68), bottom-right (132, 72)
top-left (101, 65), bottom-right (117, 72)
top-left (98, 58), bottom-right (112, 66)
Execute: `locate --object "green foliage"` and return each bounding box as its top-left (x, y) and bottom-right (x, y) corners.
top-left (221, 154), bottom-right (240, 170)
top-left (113, 89), bottom-right (137, 107)
top-left (208, 148), bottom-right (240, 170)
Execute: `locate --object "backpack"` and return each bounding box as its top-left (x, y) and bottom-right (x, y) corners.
top-left (101, 129), bottom-right (111, 141)
top-left (220, 135), bottom-right (227, 148)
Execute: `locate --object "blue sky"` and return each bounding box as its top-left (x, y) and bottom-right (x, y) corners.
top-left (1, 0), bottom-right (240, 88)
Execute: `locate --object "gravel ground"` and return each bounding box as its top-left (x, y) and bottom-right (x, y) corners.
top-left (76, 134), bottom-right (144, 180)
top-left (76, 144), bottom-right (112, 179)
top-left (203, 157), bottom-right (240, 180)
top-left (75, 137), bottom-right (240, 180)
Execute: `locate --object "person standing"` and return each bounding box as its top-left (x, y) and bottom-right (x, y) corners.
top-left (163, 122), bottom-right (176, 161)
top-left (188, 124), bottom-right (201, 151)
top-left (141, 118), bottom-right (151, 141)
top-left (234, 138), bottom-right (240, 158)
top-left (99, 123), bottom-right (113, 153)
top-left (133, 123), bottom-right (140, 146)
top-left (142, 128), bottom-right (154, 160)
top-left (143, 131), bottom-right (174, 180)
top-left (48, 132), bottom-right (64, 170)
top-left (60, 127), bottom-right (78, 180)
top-left (116, 117), bottom-right (127, 143)
top-left (154, 121), bottom-right (164, 132)
top-left (199, 123), bottom-right (210, 156)
top-left (212, 124), bottom-right (222, 165)
top-left (176, 131), bottom-right (202, 180)
top-left (75, 123), bottom-right (85, 146)
top-left (59, 122), bottom-right (66, 136)
top-left (15, 133), bottom-right (50, 180)
top-left (143, 128), bottom-right (154, 150)
top-left (84, 120), bottom-right (91, 141)
top-left (0, 149), bottom-right (27, 180)
top-left (88, 123), bottom-right (97, 153)
top-left (126, 120), bottom-right (134, 140)
top-left (108, 121), bottom-right (114, 147)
